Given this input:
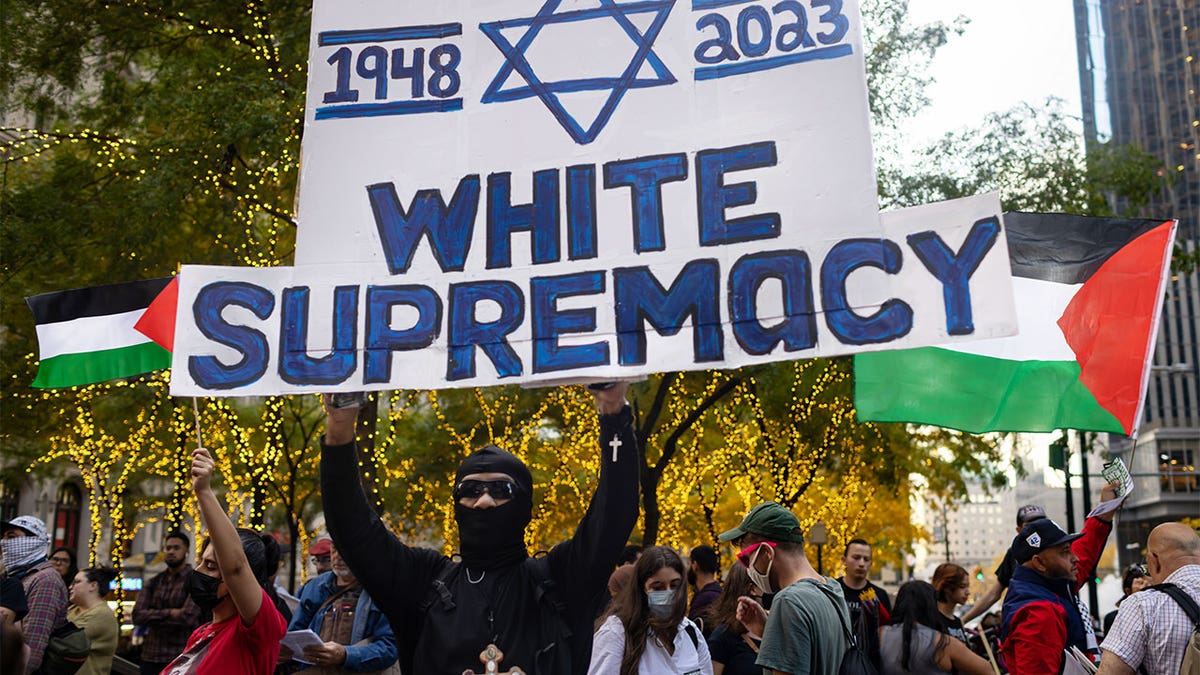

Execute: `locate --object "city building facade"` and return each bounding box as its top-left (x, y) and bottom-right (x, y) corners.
top-left (1075, 0), bottom-right (1200, 568)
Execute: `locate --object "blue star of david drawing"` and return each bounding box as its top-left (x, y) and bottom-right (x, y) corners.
top-left (479, 0), bottom-right (677, 145)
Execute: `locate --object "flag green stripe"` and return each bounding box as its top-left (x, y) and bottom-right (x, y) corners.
top-left (32, 342), bottom-right (171, 389)
top-left (854, 347), bottom-right (1124, 433)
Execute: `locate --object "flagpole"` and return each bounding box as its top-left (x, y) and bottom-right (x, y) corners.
top-left (191, 397), bottom-right (204, 448)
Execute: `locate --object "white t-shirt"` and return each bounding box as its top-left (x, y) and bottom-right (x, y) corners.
top-left (587, 614), bottom-right (713, 675)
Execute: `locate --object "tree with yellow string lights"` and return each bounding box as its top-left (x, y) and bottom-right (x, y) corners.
top-left (7, 0), bottom-right (1168, 594)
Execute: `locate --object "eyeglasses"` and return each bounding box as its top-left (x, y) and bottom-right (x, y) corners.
top-left (453, 479), bottom-right (519, 501)
top-left (736, 541), bottom-right (777, 568)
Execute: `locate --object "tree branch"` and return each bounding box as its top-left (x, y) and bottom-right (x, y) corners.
top-left (653, 376), bottom-right (741, 477)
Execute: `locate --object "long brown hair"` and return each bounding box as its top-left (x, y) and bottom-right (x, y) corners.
top-left (705, 563), bottom-right (757, 635)
top-left (608, 546), bottom-right (688, 675)
top-left (931, 563), bottom-right (968, 603)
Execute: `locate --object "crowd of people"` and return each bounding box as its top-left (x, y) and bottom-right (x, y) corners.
top-left (2, 385), bottom-right (1198, 675)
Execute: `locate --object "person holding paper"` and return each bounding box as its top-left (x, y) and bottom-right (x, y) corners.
top-left (162, 447), bottom-right (288, 675)
top-left (283, 541), bottom-right (398, 673)
top-left (319, 384), bottom-right (639, 675)
top-left (999, 481), bottom-right (1122, 674)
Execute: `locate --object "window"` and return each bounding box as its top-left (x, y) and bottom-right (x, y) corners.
top-left (53, 483), bottom-right (82, 551)
top-left (1159, 448), bottom-right (1198, 493)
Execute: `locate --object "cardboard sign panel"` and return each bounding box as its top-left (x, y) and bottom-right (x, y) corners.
top-left (293, 0), bottom-right (883, 272)
top-left (168, 195), bottom-right (1017, 396)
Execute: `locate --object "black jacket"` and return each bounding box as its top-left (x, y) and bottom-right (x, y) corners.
top-left (321, 405), bottom-right (640, 675)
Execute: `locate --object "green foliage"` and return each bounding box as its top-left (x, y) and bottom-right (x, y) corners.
top-left (2, 0), bottom-right (309, 449)
top-left (878, 100), bottom-right (1166, 215)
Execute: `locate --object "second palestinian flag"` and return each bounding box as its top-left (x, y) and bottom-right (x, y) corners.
top-left (27, 277), bottom-right (175, 388)
top-left (854, 213), bottom-right (1177, 436)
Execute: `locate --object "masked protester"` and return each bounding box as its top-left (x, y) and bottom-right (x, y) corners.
top-left (2, 515), bottom-right (68, 673)
top-left (162, 447), bottom-right (287, 675)
top-left (587, 546), bottom-right (712, 675)
top-left (719, 502), bottom-right (849, 675)
top-left (320, 385), bottom-right (640, 675)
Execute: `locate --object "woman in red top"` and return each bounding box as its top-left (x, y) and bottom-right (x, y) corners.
top-left (163, 447), bottom-right (287, 675)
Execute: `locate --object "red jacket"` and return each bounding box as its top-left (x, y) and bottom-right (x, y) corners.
top-left (1000, 516), bottom-right (1111, 675)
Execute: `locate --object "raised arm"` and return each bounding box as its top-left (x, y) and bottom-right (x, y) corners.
top-left (319, 395), bottom-right (442, 614)
top-left (546, 383), bottom-right (641, 601)
top-left (1072, 481), bottom-right (1119, 589)
top-left (192, 447), bottom-right (263, 626)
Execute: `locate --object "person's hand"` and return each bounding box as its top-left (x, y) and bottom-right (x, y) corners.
top-left (735, 596), bottom-right (767, 639)
top-left (191, 447), bottom-right (215, 494)
top-left (590, 381), bottom-right (629, 415)
top-left (303, 641), bottom-right (347, 667)
top-left (322, 394), bottom-right (359, 446)
top-left (1099, 480), bottom-right (1122, 504)
top-left (1096, 480), bottom-right (1126, 522)
top-left (277, 645), bottom-right (293, 664)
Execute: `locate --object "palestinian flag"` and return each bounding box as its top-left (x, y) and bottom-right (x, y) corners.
top-left (854, 213), bottom-right (1177, 436)
top-left (27, 277), bottom-right (175, 388)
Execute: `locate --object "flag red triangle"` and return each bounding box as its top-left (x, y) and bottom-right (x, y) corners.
top-left (134, 276), bottom-right (178, 352)
top-left (1056, 221), bottom-right (1175, 435)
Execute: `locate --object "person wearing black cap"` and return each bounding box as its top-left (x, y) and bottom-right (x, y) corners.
top-left (999, 482), bottom-right (1120, 674)
top-left (960, 504), bottom-right (1048, 624)
top-left (319, 385), bottom-right (639, 675)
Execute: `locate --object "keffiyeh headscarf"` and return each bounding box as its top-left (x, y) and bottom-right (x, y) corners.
top-left (1, 533), bottom-right (50, 573)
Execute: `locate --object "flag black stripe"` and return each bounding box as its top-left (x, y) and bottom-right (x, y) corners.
top-left (26, 277), bottom-right (174, 325)
top-left (1006, 212), bottom-right (1170, 284)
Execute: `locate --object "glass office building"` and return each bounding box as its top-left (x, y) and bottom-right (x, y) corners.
top-left (1075, 0), bottom-right (1199, 565)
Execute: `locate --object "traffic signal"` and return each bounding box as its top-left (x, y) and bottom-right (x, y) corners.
top-left (972, 565), bottom-right (984, 580)
top-left (1049, 434), bottom-right (1068, 472)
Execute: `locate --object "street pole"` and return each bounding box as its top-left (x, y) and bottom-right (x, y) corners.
top-left (943, 502), bottom-right (952, 562)
top-left (809, 521), bottom-right (829, 576)
top-left (1077, 431), bottom-right (1100, 620)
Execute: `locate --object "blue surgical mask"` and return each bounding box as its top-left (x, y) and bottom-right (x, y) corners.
top-left (647, 589), bottom-right (675, 617)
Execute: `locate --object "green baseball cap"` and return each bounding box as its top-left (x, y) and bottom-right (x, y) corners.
top-left (718, 502), bottom-right (805, 544)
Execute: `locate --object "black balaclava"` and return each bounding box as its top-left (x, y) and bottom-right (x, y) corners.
top-left (454, 445), bottom-right (533, 570)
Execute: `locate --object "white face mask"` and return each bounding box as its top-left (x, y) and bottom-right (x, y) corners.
top-left (646, 589), bottom-right (676, 617)
top-left (746, 544), bottom-right (774, 595)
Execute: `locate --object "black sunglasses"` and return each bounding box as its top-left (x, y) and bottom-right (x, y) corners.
top-left (454, 479), bottom-right (519, 501)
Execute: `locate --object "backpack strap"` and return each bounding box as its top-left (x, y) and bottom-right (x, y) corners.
top-left (315, 581), bottom-right (360, 615)
top-left (419, 563), bottom-right (457, 614)
top-left (815, 580), bottom-right (858, 648)
top-left (684, 623), bottom-right (700, 650)
top-left (526, 558), bottom-right (571, 640)
top-left (1148, 582), bottom-right (1200, 628)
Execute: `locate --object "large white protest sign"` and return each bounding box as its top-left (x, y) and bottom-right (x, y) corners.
top-left (293, 0), bottom-right (882, 269)
top-left (169, 194), bottom-right (1016, 396)
top-left (165, 0), bottom-right (1019, 396)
